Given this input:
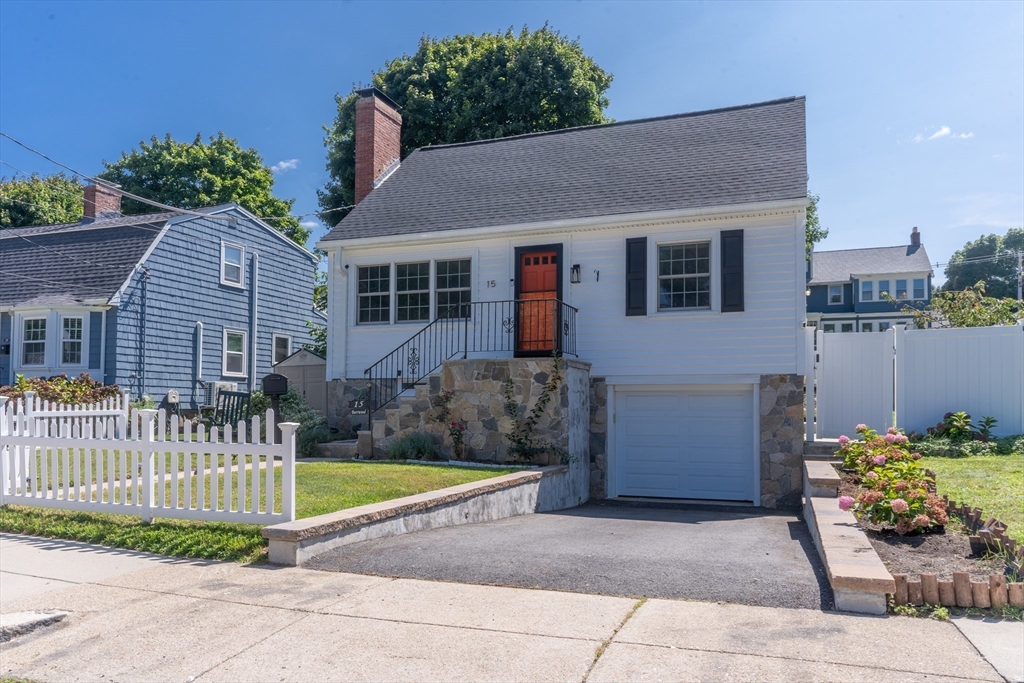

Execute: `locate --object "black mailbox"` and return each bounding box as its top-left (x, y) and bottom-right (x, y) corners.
top-left (262, 373), bottom-right (289, 397)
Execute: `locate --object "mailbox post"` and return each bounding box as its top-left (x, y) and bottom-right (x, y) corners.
top-left (262, 373), bottom-right (289, 443)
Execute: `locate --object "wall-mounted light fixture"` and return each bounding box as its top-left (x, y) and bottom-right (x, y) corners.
top-left (570, 264), bottom-right (582, 284)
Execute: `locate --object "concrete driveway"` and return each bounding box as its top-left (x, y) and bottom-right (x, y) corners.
top-left (306, 502), bottom-right (834, 610)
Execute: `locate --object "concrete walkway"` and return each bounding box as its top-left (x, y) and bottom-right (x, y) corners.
top-left (0, 533), bottom-right (1012, 682)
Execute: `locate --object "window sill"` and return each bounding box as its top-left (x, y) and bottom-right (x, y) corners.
top-left (220, 280), bottom-right (246, 290)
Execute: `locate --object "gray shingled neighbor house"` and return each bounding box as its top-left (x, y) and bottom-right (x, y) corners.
top-left (1, 187), bottom-right (322, 410)
top-left (318, 89), bottom-right (810, 508)
top-left (806, 229), bottom-right (934, 333)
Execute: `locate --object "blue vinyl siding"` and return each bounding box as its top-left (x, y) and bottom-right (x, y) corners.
top-left (806, 283), bottom-right (854, 313)
top-left (112, 210), bottom-right (317, 408)
top-left (0, 312), bottom-right (11, 386)
top-left (88, 311), bottom-right (103, 370)
top-left (104, 307), bottom-right (118, 385)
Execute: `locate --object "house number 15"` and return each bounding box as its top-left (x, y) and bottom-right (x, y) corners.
top-left (486, 280), bottom-right (497, 288)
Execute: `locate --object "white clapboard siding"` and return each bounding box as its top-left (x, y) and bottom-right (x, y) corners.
top-left (896, 325), bottom-right (1024, 437)
top-left (0, 399), bottom-right (298, 525)
top-left (816, 328), bottom-right (895, 439)
top-left (342, 212), bottom-right (804, 379)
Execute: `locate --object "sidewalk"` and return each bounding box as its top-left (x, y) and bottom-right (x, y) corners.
top-left (0, 532), bottom-right (1015, 682)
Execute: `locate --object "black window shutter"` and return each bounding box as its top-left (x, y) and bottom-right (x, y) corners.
top-left (721, 229), bottom-right (744, 312)
top-left (625, 237), bottom-right (647, 316)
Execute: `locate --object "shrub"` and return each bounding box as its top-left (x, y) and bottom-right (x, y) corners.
top-left (838, 425), bottom-right (947, 535)
top-left (913, 434), bottom-right (1023, 458)
top-left (0, 373), bottom-right (121, 404)
top-left (385, 432), bottom-right (437, 460)
top-left (251, 388), bottom-right (332, 457)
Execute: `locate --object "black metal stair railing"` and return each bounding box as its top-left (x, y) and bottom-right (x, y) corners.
top-left (363, 299), bottom-right (577, 414)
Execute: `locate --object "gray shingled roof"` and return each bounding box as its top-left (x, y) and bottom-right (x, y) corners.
top-left (321, 97), bottom-right (807, 242)
top-left (808, 244), bottom-right (933, 285)
top-left (0, 213), bottom-right (174, 308)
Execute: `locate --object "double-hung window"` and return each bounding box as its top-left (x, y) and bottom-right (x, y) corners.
top-left (61, 316), bottom-right (83, 365)
top-left (828, 285), bottom-right (843, 305)
top-left (913, 278), bottom-right (926, 299)
top-left (879, 322), bottom-right (891, 332)
top-left (658, 242), bottom-right (711, 310)
top-left (223, 329), bottom-right (247, 377)
top-left (273, 334), bottom-right (291, 365)
top-left (841, 323), bottom-right (854, 333)
top-left (878, 280), bottom-right (891, 299)
top-left (823, 323), bottom-right (835, 333)
top-left (396, 262), bottom-right (430, 322)
top-left (358, 265), bottom-right (391, 323)
top-left (221, 242), bottom-right (244, 287)
top-left (861, 281), bottom-right (873, 302)
top-left (896, 279), bottom-right (908, 299)
top-left (22, 318), bottom-right (46, 366)
top-left (861, 322), bottom-right (874, 333)
top-left (436, 259), bottom-right (472, 318)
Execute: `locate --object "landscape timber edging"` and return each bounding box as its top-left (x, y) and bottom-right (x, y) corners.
top-left (263, 464), bottom-right (586, 566)
top-left (802, 462), bottom-right (895, 615)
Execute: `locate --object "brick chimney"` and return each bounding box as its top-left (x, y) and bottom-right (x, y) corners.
top-left (354, 87), bottom-right (402, 204)
top-left (910, 226), bottom-right (921, 246)
top-left (83, 183), bottom-right (122, 221)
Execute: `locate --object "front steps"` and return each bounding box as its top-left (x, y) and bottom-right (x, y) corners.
top-left (804, 439), bottom-right (841, 461)
top-left (368, 375), bottom-right (441, 454)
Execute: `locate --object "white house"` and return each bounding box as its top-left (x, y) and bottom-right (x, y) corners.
top-left (318, 88), bottom-right (809, 508)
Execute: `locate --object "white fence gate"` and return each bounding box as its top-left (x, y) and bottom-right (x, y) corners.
top-left (810, 324), bottom-right (1024, 439)
top-left (0, 395), bottom-right (299, 524)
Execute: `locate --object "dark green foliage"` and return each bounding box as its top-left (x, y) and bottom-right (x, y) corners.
top-left (943, 228), bottom-right (1024, 298)
top-left (385, 432), bottom-right (438, 460)
top-left (805, 193), bottom-right (829, 259)
top-left (251, 388), bottom-right (331, 457)
top-left (0, 172), bottom-right (84, 228)
top-left (0, 373), bottom-right (121, 404)
top-left (100, 133), bottom-right (306, 245)
top-left (319, 26), bottom-right (612, 219)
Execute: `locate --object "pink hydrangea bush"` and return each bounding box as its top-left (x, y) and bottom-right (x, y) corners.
top-left (836, 424), bottom-right (947, 535)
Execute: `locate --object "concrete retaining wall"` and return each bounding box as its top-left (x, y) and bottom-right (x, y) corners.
top-left (264, 463), bottom-right (588, 566)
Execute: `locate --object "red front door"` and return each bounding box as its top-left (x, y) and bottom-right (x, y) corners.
top-left (518, 250), bottom-right (558, 353)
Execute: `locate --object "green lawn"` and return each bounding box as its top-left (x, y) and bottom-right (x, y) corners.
top-left (924, 454), bottom-right (1024, 535)
top-left (0, 462), bottom-right (513, 563)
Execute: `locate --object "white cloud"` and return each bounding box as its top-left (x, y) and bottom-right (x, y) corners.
top-left (300, 220), bottom-right (319, 228)
top-left (271, 158), bottom-right (299, 174)
top-left (913, 126), bottom-right (974, 143)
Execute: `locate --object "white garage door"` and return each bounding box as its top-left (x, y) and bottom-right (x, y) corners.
top-left (614, 387), bottom-right (755, 501)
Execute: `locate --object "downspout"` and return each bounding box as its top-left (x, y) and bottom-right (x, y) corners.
top-left (195, 321), bottom-right (204, 408)
top-left (250, 253), bottom-right (259, 391)
top-left (139, 266), bottom-right (150, 397)
top-left (99, 308), bottom-right (107, 384)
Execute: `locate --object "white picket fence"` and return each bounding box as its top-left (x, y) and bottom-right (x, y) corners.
top-left (809, 323), bottom-right (1024, 439)
top-left (0, 395), bottom-right (299, 524)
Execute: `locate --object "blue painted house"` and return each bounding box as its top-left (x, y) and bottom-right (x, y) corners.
top-left (0, 184), bottom-right (322, 409)
top-left (807, 227), bottom-right (933, 332)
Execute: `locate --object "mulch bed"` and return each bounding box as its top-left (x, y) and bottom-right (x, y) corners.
top-left (838, 470), bottom-right (1010, 581)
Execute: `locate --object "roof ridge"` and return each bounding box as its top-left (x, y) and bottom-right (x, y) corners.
top-left (814, 244), bottom-right (918, 254)
top-left (0, 212), bottom-right (177, 237)
top-left (415, 96), bottom-right (803, 152)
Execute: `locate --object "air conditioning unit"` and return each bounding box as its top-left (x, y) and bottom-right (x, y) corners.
top-left (203, 381), bottom-right (238, 408)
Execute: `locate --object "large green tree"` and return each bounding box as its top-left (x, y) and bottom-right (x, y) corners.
top-left (942, 228), bottom-right (1024, 298)
top-left (805, 193), bottom-right (829, 259)
top-left (100, 133), bottom-right (306, 244)
top-left (0, 172), bottom-right (84, 228)
top-left (319, 26), bottom-right (613, 220)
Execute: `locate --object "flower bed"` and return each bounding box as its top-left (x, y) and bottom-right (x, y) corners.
top-left (836, 425), bottom-right (1023, 615)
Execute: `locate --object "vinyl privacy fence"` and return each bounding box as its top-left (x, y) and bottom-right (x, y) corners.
top-left (0, 395), bottom-right (299, 524)
top-left (809, 324), bottom-right (1024, 439)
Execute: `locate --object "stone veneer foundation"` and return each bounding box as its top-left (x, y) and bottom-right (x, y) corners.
top-left (759, 373), bottom-right (805, 509)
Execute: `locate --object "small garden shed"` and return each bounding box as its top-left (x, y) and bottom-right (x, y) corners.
top-left (273, 349), bottom-right (327, 416)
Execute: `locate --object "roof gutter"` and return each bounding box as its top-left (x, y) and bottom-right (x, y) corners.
top-left (317, 197), bottom-right (809, 250)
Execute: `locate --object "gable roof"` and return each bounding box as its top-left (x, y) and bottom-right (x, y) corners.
top-left (808, 244), bottom-right (933, 285)
top-left (321, 96), bottom-right (807, 243)
top-left (1, 213), bottom-right (175, 308)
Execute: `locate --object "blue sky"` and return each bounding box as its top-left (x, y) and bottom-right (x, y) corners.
top-left (1, 1), bottom-right (1021, 282)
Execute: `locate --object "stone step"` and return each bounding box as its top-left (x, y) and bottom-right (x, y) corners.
top-left (805, 440), bottom-right (841, 456)
top-left (315, 440), bottom-right (358, 458)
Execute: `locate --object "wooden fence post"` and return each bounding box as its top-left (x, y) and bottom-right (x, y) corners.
top-left (279, 422), bottom-right (299, 522)
top-left (139, 409), bottom-right (157, 524)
